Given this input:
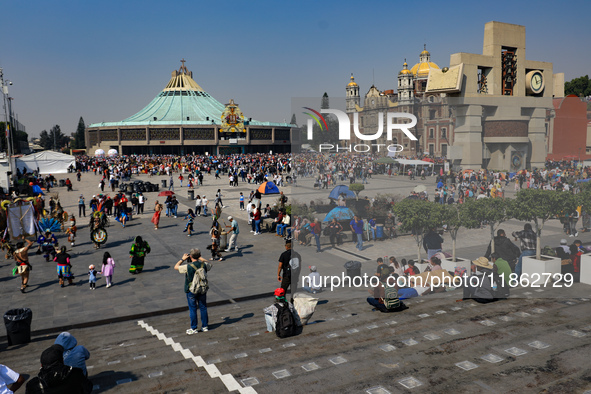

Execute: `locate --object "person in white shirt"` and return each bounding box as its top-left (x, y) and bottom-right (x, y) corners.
top-left (0, 364), bottom-right (25, 394)
top-left (302, 265), bottom-right (322, 293)
top-left (202, 196), bottom-right (209, 217)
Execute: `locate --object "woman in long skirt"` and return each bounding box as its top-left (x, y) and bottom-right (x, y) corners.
top-left (151, 201), bottom-right (163, 230)
top-left (129, 236), bottom-right (151, 274)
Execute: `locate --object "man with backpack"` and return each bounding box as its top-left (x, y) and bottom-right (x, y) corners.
top-left (174, 248), bottom-right (212, 335)
top-left (263, 288), bottom-right (301, 337)
top-left (277, 241), bottom-right (301, 297)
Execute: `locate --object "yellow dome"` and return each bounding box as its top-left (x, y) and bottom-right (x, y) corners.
top-left (420, 49), bottom-right (430, 56)
top-left (347, 74), bottom-right (358, 87)
top-left (410, 61), bottom-right (439, 77)
top-left (398, 61), bottom-right (412, 76)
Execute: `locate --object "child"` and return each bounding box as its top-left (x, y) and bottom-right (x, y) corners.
top-left (100, 252), bottom-right (115, 288)
top-left (88, 264), bottom-right (98, 290)
top-left (239, 192), bottom-right (245, 210)
top-left (183, 209), bottom-right (196, 236)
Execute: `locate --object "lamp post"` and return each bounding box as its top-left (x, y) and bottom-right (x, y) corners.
top-left (0, 68), bottom-right (14, 188)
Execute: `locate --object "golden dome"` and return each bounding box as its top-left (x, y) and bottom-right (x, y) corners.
top-left (347, 73), bottom-right (358, 87)
top-left (410, 61), bottom-right (439, 78)
top-left (420, 49), bottom-right (430, 56)
top-left (398, 61), bottom-right (412, 76)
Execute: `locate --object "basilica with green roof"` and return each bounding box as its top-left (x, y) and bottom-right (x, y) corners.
top-left (85, 61), bottom-right (295, 155)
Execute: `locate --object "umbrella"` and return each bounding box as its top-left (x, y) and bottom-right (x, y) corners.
top-left (158, 190), bottom-right (175, 197)
top-left (329, 185), bottom-right (356, 200)
top-left (375, 157), bottom-right (396, 164)
top-left (257, 181), bottom-right (280, 194)
top-left (323, 207), bottom-right (355, 222)
top-left (32, 185), bottom-right (44, 195)
top-left (413, 184), bottom-right (427, 193)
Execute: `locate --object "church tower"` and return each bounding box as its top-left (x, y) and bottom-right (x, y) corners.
top-left (346, 73), bottom-right (360, 113)
top-left (397, 60), bottom-right (414, 104)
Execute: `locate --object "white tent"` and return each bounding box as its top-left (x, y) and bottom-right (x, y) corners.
top-left (16, 151), bottom-right (75, 174)
top-left (395, 158), bottom-right (434, 166)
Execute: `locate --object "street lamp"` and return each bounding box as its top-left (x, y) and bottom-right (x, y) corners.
top-left (0, 68), bottom-right (14, 184)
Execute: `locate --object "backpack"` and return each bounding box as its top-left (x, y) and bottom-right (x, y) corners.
top-left (275, 302), bottom-right (296, 338)
top-left (383, 284), bottom-right (401, 310)
top-left (189, 263), bottom-right (209, 294)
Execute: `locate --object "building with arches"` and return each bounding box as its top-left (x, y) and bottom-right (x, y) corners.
top-left (86, 62), bottom-right (295, 156)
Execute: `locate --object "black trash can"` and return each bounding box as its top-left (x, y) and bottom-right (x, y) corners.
top-left (344, 261), bottom-right (362, 280)
top-left (161, 179), bottom-right (167, 188)
top-left (4, 308), bottom-right (33, 346)
top-left (59, 179), bottom-right (66, 187)
top-left (187, 190), bottom-right (194, 200)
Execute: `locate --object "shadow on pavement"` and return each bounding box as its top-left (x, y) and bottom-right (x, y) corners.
top-left (90, 371), bottom-right (139, 393)
top-left (209, 312), bottom-right (255, 330)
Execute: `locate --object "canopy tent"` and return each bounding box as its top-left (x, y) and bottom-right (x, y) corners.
top-left (323, 206), bottom-right (355, 222)
top-left (257, 181), bottom-right (280, 194)
top-left (375, 157), bottom-right (397, 164)
top-left (328, 185), bottom-right (356, 200)
top-left (16, 151), bottom-right (75, 174)
top-left (395, 159), bottom-right (434, 166)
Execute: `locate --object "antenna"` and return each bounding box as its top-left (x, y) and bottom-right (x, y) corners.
top-left (372, 68), bottom-right (375, 85)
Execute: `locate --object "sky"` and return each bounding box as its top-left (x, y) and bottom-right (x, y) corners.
top-left (1, 0), bottom-right (590, 138)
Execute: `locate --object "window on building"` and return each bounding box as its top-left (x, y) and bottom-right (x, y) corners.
top-left (442, 144), bottom-right (448, 156)
top-left (429, 110), bottom-right (436, 120)
top-left (429, 144), bottom-right (435, 156)
top-left (429, 128), bottom-right (434, 139)
top-left (441, 128), bottom-right (447, 139)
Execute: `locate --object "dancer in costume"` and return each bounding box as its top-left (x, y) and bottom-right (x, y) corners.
top-left (129, 236), bottom-right (151, 274)
top-left (37, 230), bottom-right (58, 262)
top-left (54, 246), bottom-right (73, 287)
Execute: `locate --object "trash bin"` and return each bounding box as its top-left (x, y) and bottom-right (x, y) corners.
top-left (376, 225), bottom-right (384, 240)
top-left (59, 179), bottom-right (66, 187)
top-left (344, 261), bottom-right (362, 280)
top-left (161, 179), bottom-right (167, 188)
top-left (220, 231), bottom-right (228, 249)
top-left (187, 190), bottom-right (194, 200)
top-left (4, 308), bottom-right (33, 346)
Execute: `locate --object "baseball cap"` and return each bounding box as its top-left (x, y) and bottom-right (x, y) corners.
top-left (274, 288), bottom-right (286, 297)
top-left (560, 239), bottom-right (567, 245)
top-left (309, 265), bottom-right (317, 272)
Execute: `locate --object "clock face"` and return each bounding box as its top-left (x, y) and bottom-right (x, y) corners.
top-left (530, 71), bottom-right (544, 93)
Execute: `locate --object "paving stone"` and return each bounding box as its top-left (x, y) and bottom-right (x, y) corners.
top-left (133, 355), bottom-right (146, 360)
top-left (514, 312), bottom-right (531, 318)
top-left (456, 361), bottom-right (479, 370)
top-left (398, 377), bottom-right (423, 389)
top-left (531, 308), bottom-right (546, 313)
top-left (565, 330), bottom-right (586, 338)
top-left (480, 354), bottom-right (504, 363)
top-left (346, 328), bottom-right (360, 334)
top-left (366, 386), bottom-right (391, 394)
top-left (241, 377), bottom-right (259, 387)
top-left (272, 369), bottom-right (291, 379)
top-left (435, 310), bottom-right (447, 314)
top-left (235, 353), bottom-right (248, 359)
top-left (148, 371), bottom-right (163, 378)
top-left (385, 320), bottom-right (397, 325)
top-left (505, 347), bottom-right (528, 356)
top-left (379, 344), bottom-right (396, 352)
top-left (283, 343), bottom-right (296, 348)
top-left (301, 362), bottom-right (320, 372)
top-left (402, 338), bottom-right (419, 346)
top-left (424, 333), bottom-right (441, 341)
top-left (329, 356), bottom-right (347, 365)
top-left (116, 378), bottom-right (132, 385)
top-left (479, 320), bottom-right (496, 326)
top-left (528, 341), bottom-right (550, 349)
top-left (367, 324), bottom-right (379, 329)
top-left (418, 313), bottom-right (430, 318)
top-left (259, 348), bottom-right (272, 353)
top-left (327, 333), bottom-right (339, 338)
top-left (450, 307), bottom-right (462, 311)
top-left (444, 328), bottom-right (461, 335)
top-left (498, 316), bottom-right (514, 322)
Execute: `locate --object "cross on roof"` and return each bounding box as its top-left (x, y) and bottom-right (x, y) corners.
top-left (179, 58), bottom-right (188, 73)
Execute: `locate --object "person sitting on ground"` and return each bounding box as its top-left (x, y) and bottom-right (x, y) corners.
top-left (427, 256), bottom-right (443, 272)
top-left (0, 363), bottom-right (25, 393)
top-left (461, 257), bottom-right (505, 303)
top-left (489, 252), bottom-right (512, 293)
top-left (389, 256), bottom-right (404, 277)
top-left (54, 332), bottom-right (91, 377)
top-left (403, 260), bottom-right (421, 276)
top-left (367, 270), bottom-right (408, 313)
top-left (302, 265), bottom-right (322, 294)
top-left (263, 288), bottom-right (301, 334)
top-left (25, 344), bottom-right (92, 394)
top-left (375, 257), bottom-right (389, 280)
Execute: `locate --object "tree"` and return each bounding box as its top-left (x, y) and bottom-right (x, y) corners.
top-left (438, 202), bottom-right (479, 262)
top-left (466, 198), bottom-right (512, 255)
top-left (511, 189), bottom-right (576, 259)
top-left (39, 130), bottom-right (52, 150)
top-left (348, 183), bottom-right (365, 200)
top-left (41, 125), bottom-right (69, 151)
top-left (393, 198), bottom-right (440, 262)
top-left (71, 117), bottom-right (86, 149)
top-left (565, 75), bottom-right (591, 97)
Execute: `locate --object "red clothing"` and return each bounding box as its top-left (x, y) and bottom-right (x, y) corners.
top-left (253, 210), bottom-right (261, 221)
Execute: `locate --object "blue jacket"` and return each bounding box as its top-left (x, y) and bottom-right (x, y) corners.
top-left (54, 332), bottom-right (90, 376)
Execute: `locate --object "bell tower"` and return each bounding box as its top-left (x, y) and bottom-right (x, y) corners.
top-left (346, 73), bottom-right (360, 113)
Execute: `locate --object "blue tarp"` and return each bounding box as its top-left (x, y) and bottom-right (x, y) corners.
top-left (32, 185), bottom-right (44, 195)
top-left (328, 185), bottom-right (356, 200)
top-left (576, 178), bottom-right (591, 183)
top-left (323, 206), bottom-right (355, 222)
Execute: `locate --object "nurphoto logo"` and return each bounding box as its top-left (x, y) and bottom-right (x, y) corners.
top-left (303, 107), bottom-right (418, 153)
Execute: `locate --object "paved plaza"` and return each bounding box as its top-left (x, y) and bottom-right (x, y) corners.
top-left (1, 170), bottom-right (591, 392)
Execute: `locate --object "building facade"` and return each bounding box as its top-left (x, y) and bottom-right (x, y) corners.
top-left (346, 47), bottom-right (455, 157)
top-left (86, 62), bottom-right (295, 156)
